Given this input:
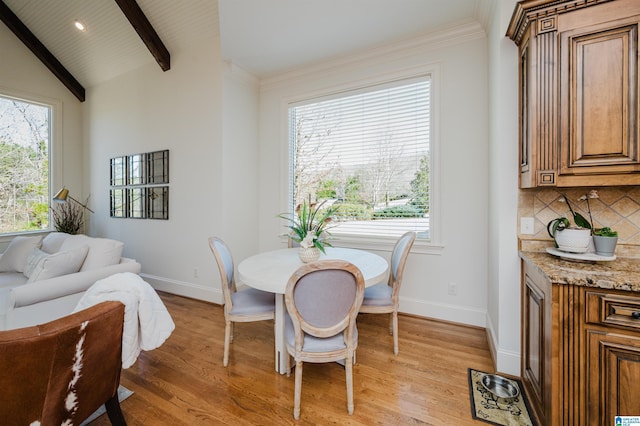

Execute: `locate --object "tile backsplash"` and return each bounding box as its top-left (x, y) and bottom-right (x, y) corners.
top-left (519, 186), bottom-right (640, 257)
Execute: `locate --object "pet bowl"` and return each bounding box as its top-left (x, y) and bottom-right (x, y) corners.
top-left (480, 374), bottom-right (519, 399)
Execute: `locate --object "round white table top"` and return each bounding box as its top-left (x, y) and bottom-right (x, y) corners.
top-left (237, 247), bottom-right (388, 294)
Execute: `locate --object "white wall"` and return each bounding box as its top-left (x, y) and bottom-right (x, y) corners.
top-left (0, 22), bottom-right (84, 246)
top-left (84, 36), bottom-right (258, 303)
top-left (487, 0), bottom-right (520, 375)
top-left (0, 1), bottom-right (527, 378)
top-left (258, 23), bottom-right (490, 327)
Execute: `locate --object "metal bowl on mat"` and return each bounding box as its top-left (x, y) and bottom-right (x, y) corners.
top-left (480, 374), bottom-right (519, 399)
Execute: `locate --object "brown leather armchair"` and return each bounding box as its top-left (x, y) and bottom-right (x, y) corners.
top-left (0, 301), bottom-right (127, 425)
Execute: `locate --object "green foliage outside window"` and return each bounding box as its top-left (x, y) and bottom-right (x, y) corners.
top-left (410, 155), bottom-right (430, 215)
top-left (0, 97), bottom-right (50, 234)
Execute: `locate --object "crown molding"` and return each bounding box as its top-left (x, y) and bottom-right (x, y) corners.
top-left (506, 0), bottom-right (614, 44)
top-left (474, 0), bottom-right (497, 33)
top-left (261, 20), bottom-right (487, 92)
top-left (223, 60), bottom-right (259, 89)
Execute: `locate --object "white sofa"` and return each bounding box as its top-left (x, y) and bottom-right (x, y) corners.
top-left (0, 232), bottom-right (141, 330)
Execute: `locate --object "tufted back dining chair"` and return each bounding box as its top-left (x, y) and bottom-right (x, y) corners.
top-left (0, 301), bottom-right (126, 425)
top-left (208, 237), bottom-right (275, 367)
top-left (359, 231), bottom-right (416, 355)
top-left (284, 260), bottom-right (364, 419)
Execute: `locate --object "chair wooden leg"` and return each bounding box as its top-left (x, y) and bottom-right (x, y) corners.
top-left (392, 312), bottom-right (399, 356)
top-left (223, 320), bottom-right (231, 366)
top-left (286, 350), bottom-right (291, 377)
top-left (345, 353), bottom-right (354, 415)
top-left (105, 393), bottom-right (127, 426)
top-left (388, 313), bottom-right (393, 335)
top-left (293, 360), bottom-right (303, 419)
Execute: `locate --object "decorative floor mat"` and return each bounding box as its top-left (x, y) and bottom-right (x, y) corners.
top-left (468, 369), bottom-right (536, 426)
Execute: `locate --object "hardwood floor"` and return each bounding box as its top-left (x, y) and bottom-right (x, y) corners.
top-left (90, 292), bottom-right (495, 425)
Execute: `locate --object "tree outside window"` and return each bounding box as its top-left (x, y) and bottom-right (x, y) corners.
top-left (0, 95), bottom-right (50, 233)
top-left (289, 77), bottom-right (431, 240)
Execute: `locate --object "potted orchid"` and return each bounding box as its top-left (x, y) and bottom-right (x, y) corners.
top-left (547, 192), bottom-right (594, 253)
top-left (279, 196), bottom-right (339, 262)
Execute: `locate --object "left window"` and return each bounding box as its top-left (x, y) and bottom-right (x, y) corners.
top-left (0, 94), bottom-right (51, 234)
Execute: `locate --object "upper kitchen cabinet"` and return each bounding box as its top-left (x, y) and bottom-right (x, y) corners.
top-left (508, 0), bottom-right (640, 188)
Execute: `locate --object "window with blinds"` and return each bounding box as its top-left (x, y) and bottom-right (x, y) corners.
top-left (288, 75), bottom-right (431, 240)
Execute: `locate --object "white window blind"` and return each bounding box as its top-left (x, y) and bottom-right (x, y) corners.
top-left (289, 76), bottom-right (431, 240)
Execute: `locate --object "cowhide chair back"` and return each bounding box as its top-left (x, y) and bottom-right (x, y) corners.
top-left (0, 301), bottom-right (126, 425)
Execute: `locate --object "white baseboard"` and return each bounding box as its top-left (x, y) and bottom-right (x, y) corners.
top-left (399, 297), bottom-right (486, 327)
top-left (141, 274), bottom-right (222, 305)
top-left (144, 276), bottom-right (519, 372)
top-left (145, 276), bottom-right (487, 327)
top-left (485, 315), bottom-right (521, 376)
top-left (495, 347), bottom-right (520, 376)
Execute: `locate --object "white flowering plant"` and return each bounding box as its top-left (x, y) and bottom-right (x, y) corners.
top-left (278, 196), bottom-right (339, 253)
top-left (547, 191), bottom-right (594, 239)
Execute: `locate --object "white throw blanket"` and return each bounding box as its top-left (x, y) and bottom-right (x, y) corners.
top-left (74, 272), bottom-right (175, 368)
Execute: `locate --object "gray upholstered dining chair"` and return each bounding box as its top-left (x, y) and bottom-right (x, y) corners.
top-left (208, 237), bottom-right (275, 367)
top-left (359, 231), bottom-right (416, 355)
top-left (287, 237), bottom-right (300, 248)
top-left (284, 260), bottom-right (364, 419)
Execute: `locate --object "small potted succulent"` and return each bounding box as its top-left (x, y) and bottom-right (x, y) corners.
top-left (592, 227), bottom-right (618, 256)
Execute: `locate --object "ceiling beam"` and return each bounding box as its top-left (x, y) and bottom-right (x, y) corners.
top-left (0, 1), bottom-right (85, 102)
top-left (114, 0), bottom-right (170, 71)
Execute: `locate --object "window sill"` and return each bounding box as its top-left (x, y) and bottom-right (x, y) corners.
top-left (329, 234), bottom-right (443, 255)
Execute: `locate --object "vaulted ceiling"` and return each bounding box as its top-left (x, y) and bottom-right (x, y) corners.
top-left (1, 0), bottom-right (489, 101)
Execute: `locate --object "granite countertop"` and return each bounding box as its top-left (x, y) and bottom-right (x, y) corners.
top-left (520, 251), bottom-right (640, 292)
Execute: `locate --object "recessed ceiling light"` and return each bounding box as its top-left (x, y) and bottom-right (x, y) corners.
top-left (74, 20), bottom-right (85, 31)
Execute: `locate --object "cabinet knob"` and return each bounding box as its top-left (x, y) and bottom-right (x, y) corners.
top-left (632, 311), bottom-right (640, 320)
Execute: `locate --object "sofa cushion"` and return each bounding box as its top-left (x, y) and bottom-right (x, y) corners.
top-left (26, 245), bottom-right (89, 283)
top-left (59, 235), bottom-right (124, 272)
top-left (0, 272), bottom-right (28, 289)
top-left (23, 248), bottom-right (49, 278)
top-left (0, 236), bottom-right (43, 273)
top-left (40, 232), bottom-right (70, 254)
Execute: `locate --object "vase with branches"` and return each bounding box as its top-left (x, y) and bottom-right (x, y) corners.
top-left (50, 198), bottom-right (86, 235)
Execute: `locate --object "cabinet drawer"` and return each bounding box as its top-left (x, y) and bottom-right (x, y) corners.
top-left (585, 291), bottom-right (640, 331)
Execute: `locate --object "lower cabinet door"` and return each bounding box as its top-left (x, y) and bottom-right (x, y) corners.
top-left (522, 272), bottom-right (546, 423)
top-left (585, 330), bottom-right (640, 425)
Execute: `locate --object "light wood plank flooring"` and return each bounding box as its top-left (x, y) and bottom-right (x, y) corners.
top-left (90, 292), bottom-right (495, 425)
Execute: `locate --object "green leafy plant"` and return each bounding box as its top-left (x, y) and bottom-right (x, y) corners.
top-left (373, 204), bottom-right (422, 218)
top-left (593, 227), bottom-right (618, 237)
top-left (278, 196), bottom-right (339, 253)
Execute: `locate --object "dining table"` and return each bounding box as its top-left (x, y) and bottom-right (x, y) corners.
top-left (237, 246), bottom-right (389, 374)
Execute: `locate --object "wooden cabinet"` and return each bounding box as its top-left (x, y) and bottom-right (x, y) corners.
top-left (508, 0), bottom-right (640, 187)
top-left (583, 290), bottom-right (640, 424)
top-left (521, 260), bottom-right (579, 425)
top-left (522, 258), bottom-right (640, 425)
top-left (521, 262), bottom-right (549, 424)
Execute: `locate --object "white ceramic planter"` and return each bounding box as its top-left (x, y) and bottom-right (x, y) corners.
top-left (298, 247), bottom-right (320, 263)
top-left (554, 228), bottom-right (592, 253)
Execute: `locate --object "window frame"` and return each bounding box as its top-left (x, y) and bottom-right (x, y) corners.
top-left (0, 87), bottom-right (62, 240)
top-left (280, 65), bottom-right (442, 254)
